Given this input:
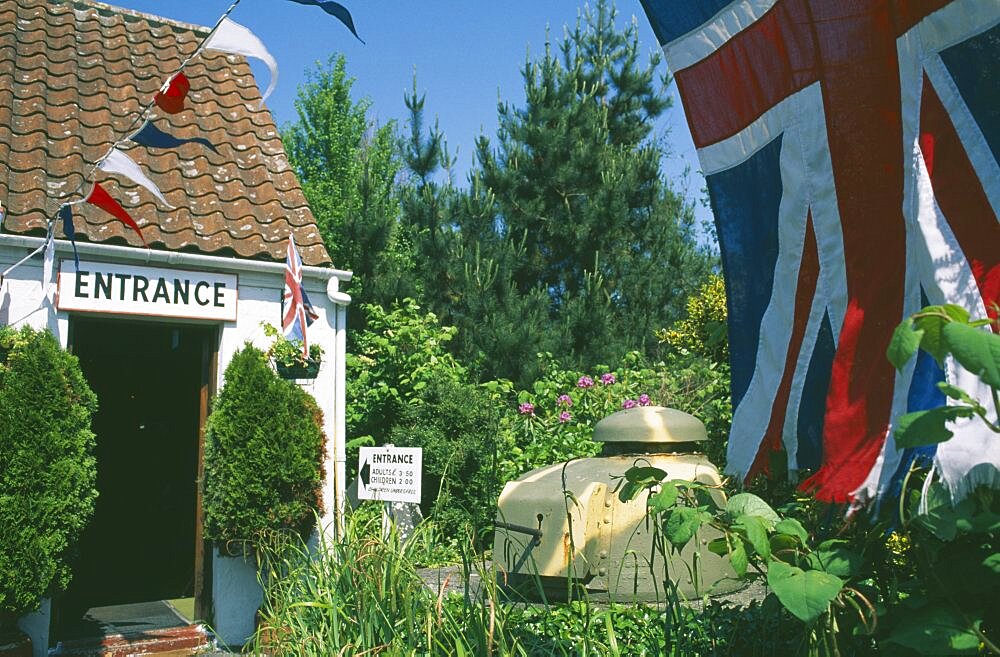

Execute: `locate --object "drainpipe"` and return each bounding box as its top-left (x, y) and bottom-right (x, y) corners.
top-left (326, 278), bottom-right (351, 541)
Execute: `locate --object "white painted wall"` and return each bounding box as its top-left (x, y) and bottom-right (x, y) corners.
top-left (1, 236), bottom-right (350, 651)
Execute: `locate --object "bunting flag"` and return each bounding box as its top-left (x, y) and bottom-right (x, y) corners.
top-left (286, 0), bottom-right (363, 43)
top-left (200, 17), bottom-right (278, 106)
top-left (637, 1), bottom-right (1000, 505)
top-left (59, 205), bottom-right (80, 269)
top-left (283, 237), bottom-right (319, 357)
top-left (153, 72), bottom-right (191, 114)
top-left (85, 182), bottom-right (148, 247)
top-left (41, 230), bottom-right (55, 303)
top-left (98, 148), bottom-right (173, 208)
top-left (131, 120), bottom-right (219, 154)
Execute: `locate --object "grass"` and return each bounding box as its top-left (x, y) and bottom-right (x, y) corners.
top-left (247, 511), bottom-right (807, 656)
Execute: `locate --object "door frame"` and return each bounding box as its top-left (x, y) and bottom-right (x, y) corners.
top-left (65, 315), bottom-right (219, 621)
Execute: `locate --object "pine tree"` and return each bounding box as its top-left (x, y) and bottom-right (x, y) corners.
top-left (467, 0), bottom-right (714, 373)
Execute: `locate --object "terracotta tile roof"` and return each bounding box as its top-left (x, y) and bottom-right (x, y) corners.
top-left (0, 0), bottom-right (332, 266)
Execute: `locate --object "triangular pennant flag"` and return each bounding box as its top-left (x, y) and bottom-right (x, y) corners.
top-left (131, 120), bottom-right (219, 154)
top-left (154, 72), bottom-right (191, 114)
top-left (41, 231), bottom-right (55, 303)
top-left (59, 205), bottom-right (80, 269)
top-left (200, 17), bottom-right (278, 107)
top-left (85, 182), bottom-right (148, 247)
top-left (98, 148), bottom-right (174, 208)
top-left (286, 0), bottom-right (364, 43)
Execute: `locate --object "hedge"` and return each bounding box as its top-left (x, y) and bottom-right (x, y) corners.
top-left (203, 345), bottom-right (325, 549)
top-left (0, 326), bottom-right (98, 618)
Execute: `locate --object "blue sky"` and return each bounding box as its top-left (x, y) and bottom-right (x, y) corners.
top-left (112, 0), bottom-right (708, 219)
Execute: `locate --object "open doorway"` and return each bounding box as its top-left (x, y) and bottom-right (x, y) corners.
top-left (57, 318), bottom-right (215, 641)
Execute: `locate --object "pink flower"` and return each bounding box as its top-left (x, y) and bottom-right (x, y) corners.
top-left (600, 373), bottom-right (616, 385)
top-left (577, 376), bottom-right (594, 388)
top-left (557, 394), bottom-right (573, 407)
top-left (559, 411), bottom-right (572, 423)
top-left (622, 399), bottom-right (638, 409)
top-left (518, 402), bottom-right (535, 416)
top-left (638, 394), bottom-right (651, 406)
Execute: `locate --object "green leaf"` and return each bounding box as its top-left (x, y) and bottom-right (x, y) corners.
top-left (913, 305), bottom-right (970, 364)
top-left (887, 318), bottom-right (924, 369)
top-left (766, 560), bottom-right (843, 623)
top-left (943, 321), bottom-right (1000, 389)
top-left (916, 482), bottom-right (960, 541)
top-left (647, 482), bottom-right (679, 513)
top-left (624, 466), bottom-right (668, 484)
top-left (884, 602), bottom-right (982, 654)
top-left (736, 515), bottom-right (771, 559)
top-left (726, 493), bottom-right (780, 526)
top-left (663, 506), bottom-right (710, 550)
top-left (982, 553), bottom-right (1000, 575)
top-left (894, 406), bottom-right (975, 448)
top-left (729, 540), bottom-right (748, 577)
top-left (707, 537), bottom-right (729, 556)
top-left (936, 382), bottom-right (980, 406)
top-left (774, 518), bottom-right (809, 545)
top-left (809, 540), bottom-right (861, 578)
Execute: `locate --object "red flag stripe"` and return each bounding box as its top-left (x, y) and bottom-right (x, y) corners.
top-left (85, 182), bottom-right (148, 247)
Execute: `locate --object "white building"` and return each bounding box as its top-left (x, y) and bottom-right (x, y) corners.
top-left (1, 0), bottom-right (350, 652)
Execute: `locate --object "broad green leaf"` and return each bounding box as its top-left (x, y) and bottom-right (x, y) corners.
top-left (770, 532), bottom-right (800, 556)
top-left (736, 515), bottom-right (770, 559)
top-left (894, 406), bottom-right (975, 448)
top-left (774, 518), bottom-right (809, 545)
top-left (726, 493), bottom-right (780, 526)
top-left (647, 482), bottom-right (679, 512)
top-left (983, 553), bottom-right (1000, 575)
top-left (729, 540), bottom-right (748, 577)
top-left (936, 382), bottom-right (980, 407)
top-left (916, 482), bottom-right (960, 541)
top-left (767, 560), bottom-right (843, 623)
top-left (884, 602), bottom-right (982, 654)
top-left (663, 506), bottom-right (710, 550)
top-left (809, 542), bottom-right (861, 578)
top-left (617, 481), bottom-right (645, 503)
top-left (913, 305), bottom-right (970, 364)
top-left (624, 466), bottom-right (668, 484)
top-left (707, 537), bottom-right (729, 556)
top-left (887, 318), bottom-right (924, 369)
top-left (943, 321), bottom-right (1000, 389)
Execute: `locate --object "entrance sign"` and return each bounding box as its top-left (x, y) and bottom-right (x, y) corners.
top-left (56, 260), bottom-right (238, 321)
top-left (357, 446), bottom-right (422, 504)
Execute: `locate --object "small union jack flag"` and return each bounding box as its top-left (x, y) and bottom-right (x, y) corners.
top-left (640, 1), bottom-right (1000, 504)
top-left (283, 237), bottom-right (319, 358)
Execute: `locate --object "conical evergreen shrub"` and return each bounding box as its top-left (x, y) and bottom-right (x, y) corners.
top-left (203, 345), bottom-right (325, 549)
top-left (0, 326), bottom-right (97, 618)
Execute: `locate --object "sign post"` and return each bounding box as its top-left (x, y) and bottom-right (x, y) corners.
top-left (357, 445), bottom-right (423, 542)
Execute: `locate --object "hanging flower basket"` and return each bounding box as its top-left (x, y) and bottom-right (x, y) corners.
top-left (275, 359), bottom-right (320, 380)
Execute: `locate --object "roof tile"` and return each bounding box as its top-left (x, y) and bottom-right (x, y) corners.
top-left (1, 0), bottom-right (332, 266)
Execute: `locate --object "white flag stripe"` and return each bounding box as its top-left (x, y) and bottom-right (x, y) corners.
top-left (41, 233), bottom-right (55, 303)
top-left (99, 148), bottom-right (173, 208)
top-left (201, 17), bottom-right (278, 106)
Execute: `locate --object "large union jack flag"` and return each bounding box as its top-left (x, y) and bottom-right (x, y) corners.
top-left (639, 0), bottom-right (1000, 503)
top-left (283, 236), bottom-right (320, 358)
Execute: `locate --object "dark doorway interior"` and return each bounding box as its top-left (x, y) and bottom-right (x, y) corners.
top-left (61, 318), bottom-right (210, 622)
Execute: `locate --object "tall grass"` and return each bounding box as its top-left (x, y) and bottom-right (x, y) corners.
top-left (250, 510), bottom-right (794, 656)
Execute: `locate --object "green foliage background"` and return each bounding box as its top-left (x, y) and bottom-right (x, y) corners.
top-left (203, 345), bottom-right (326, 548)
top-left (0, 326), bottom-right (97, 618)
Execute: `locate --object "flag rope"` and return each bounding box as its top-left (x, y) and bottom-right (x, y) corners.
top-left (1, 0), bottom-right (246, 280)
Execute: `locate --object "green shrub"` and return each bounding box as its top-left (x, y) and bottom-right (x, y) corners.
top-left (389, 379), bottom-right (506, 545)
top-left (203, 346), bottom-right (325, 548)
top-left (0, 326), bottom-right (97, 618)
top-left (346, 299), bottom-right (467, 449)
top-left (502, 351), bottom-right (732, 479)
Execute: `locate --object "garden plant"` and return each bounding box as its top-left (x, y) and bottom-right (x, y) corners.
top-left (0, 326), bottom-right (98, 625)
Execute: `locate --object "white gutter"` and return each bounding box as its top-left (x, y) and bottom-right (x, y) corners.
top-left (0, 234), bottom-right (352, 288)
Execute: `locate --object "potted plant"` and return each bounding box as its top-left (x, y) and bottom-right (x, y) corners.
top-left (261, 323), bottom-right (322, 380)
top-left (203, 345), bottom-right (326, 646)
top-left (0, 326), bottom-right (98, 653)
